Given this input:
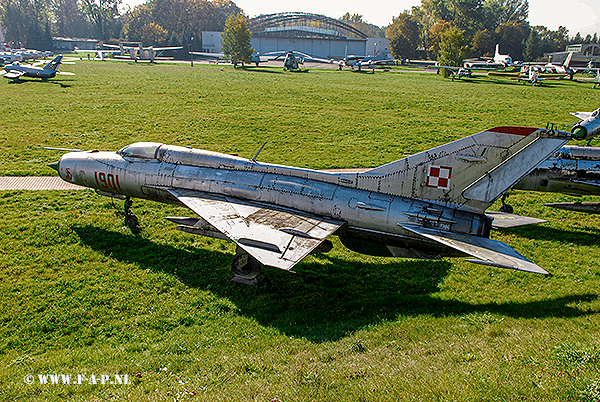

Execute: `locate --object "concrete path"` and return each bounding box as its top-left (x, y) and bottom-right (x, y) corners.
top-left (0, 176), bottom-right (85, 190)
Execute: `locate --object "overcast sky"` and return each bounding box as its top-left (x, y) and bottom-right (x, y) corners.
top-left (122, 0), bottom-right (600, 36)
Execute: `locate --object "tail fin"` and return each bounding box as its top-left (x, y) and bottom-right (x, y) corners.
top-left (563, 51), bottom-right (573, 68)
top-left (495, 44), bottom-right (500, 57)
top-left (43, 55), bottom-right (63, 71)
top-left (355, 127), bottom-right (569, 212)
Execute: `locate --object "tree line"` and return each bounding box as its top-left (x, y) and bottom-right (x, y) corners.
top-left (0, 0), bottom-right (598, 62)
top-left (385, 0), bottom-right (599, 62)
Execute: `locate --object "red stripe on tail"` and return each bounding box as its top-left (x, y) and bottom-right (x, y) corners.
top-left (488, 126), bottom-right (539, 136)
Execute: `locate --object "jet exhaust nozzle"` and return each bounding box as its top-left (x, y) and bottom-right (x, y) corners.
top-left (47, 161), bottom-right (59, 171)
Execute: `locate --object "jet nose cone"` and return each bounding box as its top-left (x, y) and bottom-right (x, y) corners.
top-left (571, 126), bottom-right (587, 139)
top-left (47, 161), bottom-right (59, 171)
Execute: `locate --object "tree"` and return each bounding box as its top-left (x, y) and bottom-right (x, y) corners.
top-left (523, 28), bottom-right (541, 60)
top-left (438, 26), bottom-right (470, 76)
top-left (386, 12), bottom-right (420, 59)
top-left (483, 0), bottom-right (528, 27)
top-left (470, 29), bottom-right (495, 57)
top-left (495, 22), bottom-right (528, 60)
top-left (340, 13), bottom-right (385, 38)
top-left (53, 0), bottom-right (94, 37)
top-left (221, 14), bottom-right (253, 67)
top-left (422, 0), bottom-right (486, 39)
top-left (81, 0), bottom-right (121, 40)
top-left (427, 19), bottom-right (453, 58)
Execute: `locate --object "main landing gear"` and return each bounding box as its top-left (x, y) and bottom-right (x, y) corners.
top-left (499, 193), bottom-right (514, 214)
top-left (124, 196), bottom-right (141, 233)
top-left (230, 246), bottom-right (264, 285)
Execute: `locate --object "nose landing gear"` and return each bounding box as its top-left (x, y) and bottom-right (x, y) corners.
top-left (124, 196), bottom-right (141, 233)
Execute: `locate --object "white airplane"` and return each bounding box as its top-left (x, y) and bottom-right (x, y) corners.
top-left (465, 44), bottom-right (518, 69)
top-left (492, 44), bottom-right (513, 66)
top-left (103, 43), bottom-right (183, 62)
top-left (75, 47), bottom-right (121, 61)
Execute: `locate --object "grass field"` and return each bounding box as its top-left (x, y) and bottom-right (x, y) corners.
top-left (0, 58), bottom-right (599, 401)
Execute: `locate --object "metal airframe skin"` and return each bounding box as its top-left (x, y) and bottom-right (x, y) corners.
top-left (53, 126), bottom-right (570, 280)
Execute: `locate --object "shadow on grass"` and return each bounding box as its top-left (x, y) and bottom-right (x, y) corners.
top-left (497, 224), bottom-right (600, 246)
top-left (74, 225), bottom-right (598, 342)
top-left (6, 78), bottom-right (72, 88)
top-left (236, 67), bottom-right (286, 74)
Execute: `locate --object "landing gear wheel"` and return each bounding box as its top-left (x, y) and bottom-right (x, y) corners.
top-left (124, 196), bottom-right (141, 233)
top-left (231, 247), bottom-right (264, 285)
top-left (499, 193), bottom-right (514, 214)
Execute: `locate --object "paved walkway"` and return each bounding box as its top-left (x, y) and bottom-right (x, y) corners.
top-left (0, 176), bottom-right (85, 190)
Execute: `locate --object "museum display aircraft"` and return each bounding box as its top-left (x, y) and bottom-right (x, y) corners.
top-left (2, 55), bottom-right (74, 80)
top-left (465, 44), bottom-right (520, 69)
top-left (75, 47), bottom-right (121, 61)
top-left (436, 66), bottom-right (495, 81)
top-left (102, 43), bottom-right (183, 62)
top-left (48, 123), bottom-right (573, 283)
top-left (521, 52), bottom-right (578, 79)
top-left (334, 53), bottom-right (395, 71)
top-left (259, 50), bottom-right (334, 71)
top-left (503, 109), bottom-right (600, 213)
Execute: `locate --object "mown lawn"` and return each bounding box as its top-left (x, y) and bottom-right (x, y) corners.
top-left (0, 58), bottom-right (599, 401)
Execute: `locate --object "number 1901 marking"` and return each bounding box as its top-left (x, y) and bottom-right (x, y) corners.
top-left (95, 172), bottom-right (122, 192)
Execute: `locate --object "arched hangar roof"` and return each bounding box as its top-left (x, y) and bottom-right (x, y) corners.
top-left (249, 12), bottom-right (367, 39)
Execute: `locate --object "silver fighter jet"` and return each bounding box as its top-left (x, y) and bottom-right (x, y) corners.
top-left (50, 126), bottom-right (570, 282)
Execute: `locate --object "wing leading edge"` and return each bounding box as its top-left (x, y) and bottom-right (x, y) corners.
top-left (2, 70), bottom-right (25, 79)
top-left (402, 225), bottom-right (549, 275)
top-left (167, 188), bottom-right (345, 271)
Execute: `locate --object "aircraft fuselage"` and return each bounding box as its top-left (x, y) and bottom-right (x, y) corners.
top-left (56, 146), bottom-right (491, 259)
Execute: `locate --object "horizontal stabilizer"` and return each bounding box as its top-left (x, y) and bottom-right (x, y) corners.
top-left (571, 111), bottom-right (593, 120)
top-left (485, 211), bottom-right (546, 229)
top-left (402, 225), bottom-right (549, 275)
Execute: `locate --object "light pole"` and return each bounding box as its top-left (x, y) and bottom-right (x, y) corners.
top-left (190, 36), bottom-right (194, 67)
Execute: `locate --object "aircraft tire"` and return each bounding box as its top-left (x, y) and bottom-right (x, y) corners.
top-left (231, 249), bottom-right (262, 280)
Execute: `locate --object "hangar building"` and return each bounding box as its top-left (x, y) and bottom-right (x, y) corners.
top-left (202, 12), bottom-right (390, 60)
top-left (547, 43), bottom-right (600, 67)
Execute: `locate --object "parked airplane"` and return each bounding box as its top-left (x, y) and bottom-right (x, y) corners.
top-left (502, 109), bottom-right (600, 213)
top-left (103, 43), bottom-right (183, 62)
top-left (436, 66), bottom-right (494, 81)
top-left (75, 47), bottom-right (120, 61)
top-left (48, 124), bottom-right (571, 283)
top-left (2, 55), bottom-right (74, 80)
top-left (465, 44), bottom-right (518, 69)
top-left (523, 52), bottom-right (577, 79)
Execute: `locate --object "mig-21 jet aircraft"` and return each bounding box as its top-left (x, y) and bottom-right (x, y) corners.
top-left (49, 125), bottom-right (571, 283)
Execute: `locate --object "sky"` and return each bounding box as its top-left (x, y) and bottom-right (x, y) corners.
top-left (122, 0), bottom-right (600, 36)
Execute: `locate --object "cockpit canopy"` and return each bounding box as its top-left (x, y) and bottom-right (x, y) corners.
top-left (118, 142), bottom-right (163, 159)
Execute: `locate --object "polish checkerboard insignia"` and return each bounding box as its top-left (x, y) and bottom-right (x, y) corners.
top-left (426, 165), bottom-right (452, 190)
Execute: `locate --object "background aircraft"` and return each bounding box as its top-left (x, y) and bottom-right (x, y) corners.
top-left (75, 47), bottom-right (121, 61)
top-left (2, 55), bottom-right (74, 80)
top-left (102, 43), bottom-right (183, 62)
top-left (49, 125), bottom-right (569, 283)
top-left (436, 66), bottom-right (495, 81)
top-left (465, 44), bottom-right (519, 69)
top-left (522, 52), bottom-right (577, 79)
top-left (503, 109), bottom-right (600, 213)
